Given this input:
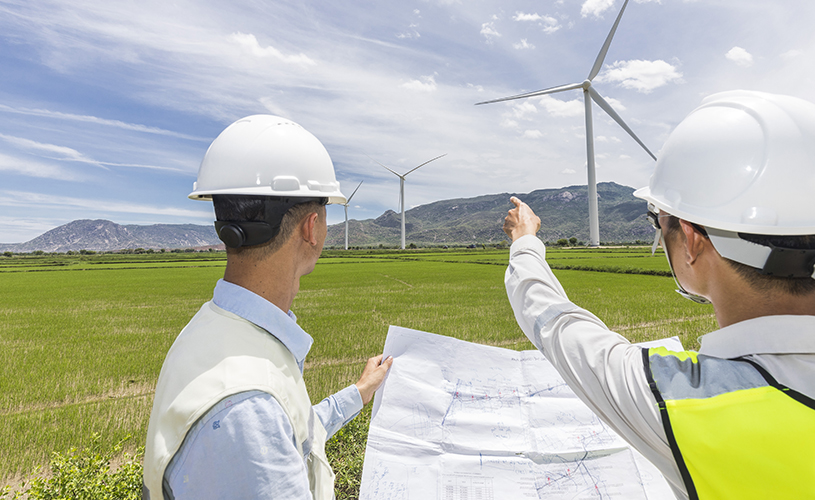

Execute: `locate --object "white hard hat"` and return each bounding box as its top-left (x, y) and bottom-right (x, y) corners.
top-left (635, 90), bottom-right (815, 278)
top-left (189, 115), bottom-right (346, 204)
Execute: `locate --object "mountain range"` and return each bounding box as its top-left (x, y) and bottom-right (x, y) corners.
top-left (1, 182), bottom-right (654, 253)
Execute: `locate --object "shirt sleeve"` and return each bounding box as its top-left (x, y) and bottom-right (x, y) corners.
top-left (504, 235), bottom-right (685, 491)
top-left (313, 384), bottom-right (364, 440)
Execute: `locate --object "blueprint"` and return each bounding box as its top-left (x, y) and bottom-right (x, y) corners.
top-left (360, 326), bottom-right (681, 499)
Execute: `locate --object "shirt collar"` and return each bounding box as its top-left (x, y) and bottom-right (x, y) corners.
top-left (212, 279), bottom-right (313, 371)
top-left (699, 315), bottom-right (815, 359)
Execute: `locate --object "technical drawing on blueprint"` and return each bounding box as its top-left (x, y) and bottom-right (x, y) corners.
top-left (359, 326), bottom-right (681, 499)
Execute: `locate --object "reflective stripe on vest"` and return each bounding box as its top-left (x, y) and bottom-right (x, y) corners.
top-left (643, 347), bottom-right (815, 500)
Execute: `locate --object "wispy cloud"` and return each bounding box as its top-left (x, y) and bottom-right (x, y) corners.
top-left (780, 49), bottom-right (803, 60)
top-left (480, 21), bottom-right (501, 41)
top-left (230, 32), bottom-right (316, 66)
top-left (513, 39), bottom-right (535, 50)
top-left (0, 133), bottom-right (107, 169)
top-left (0, 153), bottom-right (83, 181)
top-left (0, 133), bottom-right (185, 173)
top-left (0, 104), bottom-right (208, 141)
top-left (725, 46), bottom-right (753, 67)
top-left (0, 190), bottom-right (211, 219)
top-left (597, 60), bottom-right (683, 93)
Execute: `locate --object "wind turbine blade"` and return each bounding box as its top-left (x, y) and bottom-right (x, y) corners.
top-left (588, 86), bottom-right (656, 161)
top-left (404, 153), bottom-right (447, 177)
top-left (587, 0), bottom-right (630, 81)
top-left (366, 154), bottom-right (403, 177)
top-left (475, 82), bottom-right (584, 105)
top-left (347, 181), bottom-right (363, 203)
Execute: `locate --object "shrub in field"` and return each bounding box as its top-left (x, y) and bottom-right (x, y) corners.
top-left (1, 435), bottom-right (143, 500)
top-left (326, 405), bottom-right (373, 500)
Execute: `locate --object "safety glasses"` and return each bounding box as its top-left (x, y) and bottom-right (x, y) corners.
top-left (646, 203), bottom-right (711, 304)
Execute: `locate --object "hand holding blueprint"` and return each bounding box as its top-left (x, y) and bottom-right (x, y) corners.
top-left (360, 326), bottom-right (680, 499)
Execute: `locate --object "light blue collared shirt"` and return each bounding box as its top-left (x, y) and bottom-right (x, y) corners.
top-left (163, 280), bottom-right (363, 499)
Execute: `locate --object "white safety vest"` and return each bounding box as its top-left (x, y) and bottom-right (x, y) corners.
top-left (143, 301), bottom-right (335, 499)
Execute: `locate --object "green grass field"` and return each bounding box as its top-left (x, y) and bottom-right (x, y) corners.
top-left (0, 246), bottom-right (717, 497)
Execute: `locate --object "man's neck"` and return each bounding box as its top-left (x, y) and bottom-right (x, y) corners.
top-left (223, 247), bottom-right (302, 313)
top-left (710, 271), bottom-right (815, 328)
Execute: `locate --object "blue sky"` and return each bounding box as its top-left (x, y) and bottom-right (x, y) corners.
top-left (1, 0), bottom-right (813, 243)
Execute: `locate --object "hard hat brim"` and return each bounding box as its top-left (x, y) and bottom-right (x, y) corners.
top-left (189, 186), bottom-right (347, 205)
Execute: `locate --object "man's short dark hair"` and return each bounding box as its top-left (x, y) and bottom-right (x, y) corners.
top-left (212, 195), bottom-right (325, 257)
top-left (663, 215), bottom-right (815, 295)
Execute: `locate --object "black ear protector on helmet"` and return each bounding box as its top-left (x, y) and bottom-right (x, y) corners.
top-left (215, 221), bottom-right (276, 248)
top-left (214, 196), bottom-right (328, 249)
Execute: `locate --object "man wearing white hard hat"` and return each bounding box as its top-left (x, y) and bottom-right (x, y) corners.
top-left (502, 91), bottom-right (815, 499)
top-left (143, 115), bottom-right (393, 499)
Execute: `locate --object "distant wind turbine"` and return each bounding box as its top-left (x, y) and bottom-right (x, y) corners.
top-left (342, 181), bottom-right (363, 250)
top-left (369, 154), bottom-right (447, 249)
top-left (476, 0), bottom-right (656, 246)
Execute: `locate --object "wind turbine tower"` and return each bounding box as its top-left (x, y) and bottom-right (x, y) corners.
top-left (342, 181), bottom-right (363, 250)
top-left (476, 0), bottom-right (656, 246)
top-left (370, 154), bottom-right (446, 249)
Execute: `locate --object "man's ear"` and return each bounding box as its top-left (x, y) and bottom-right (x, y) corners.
top-left (300, 212), bottom-right (319, 246)
top-left (678, 219), bottom-right (707, 265)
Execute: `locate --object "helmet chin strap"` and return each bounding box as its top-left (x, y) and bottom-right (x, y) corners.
top-left (653, 227), bottom-right (712, 305)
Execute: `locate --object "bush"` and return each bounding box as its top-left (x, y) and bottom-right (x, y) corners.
top-left (1, 434), bottom-right (143, 500)
top-left (326, 405), bottom-right (372, 499)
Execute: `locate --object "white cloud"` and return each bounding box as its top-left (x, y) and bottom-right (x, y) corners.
top-left (581, 0), bottom-right (615, 18)
top-left (230, 32), bottom-right (316, 66)
top-left (603, 96), bottom-right (626, 111)
top-left (501, 119), bottom-right (519, 128)
top-left (725, 46), bottom-right (753, 67)
top-left (400, 75), bottom-right (437, 92)
top-left (513, 39), bottom-right (535, 50)
top-left (523, 130), bottom-right (543, 139)
top-left (597, 59), bottom-right (683, 93)
top-left (561, 168), bottom-right (577, 174)
top-left (0, 190), bottom-right (211, 219)
top-left (780, 49), bottom-right (803, 60)
top-left (513, 12), bottom-right (544, 22)
top-left (0, 133), bottom-right (183, 173)
top-left (542, 21), bottom-right (561, 34)
top-left (480, 22), bottom-right (501, 41)
top-left (0, 133), bottom-right (106, 168)
top-left (538, 95), bottom-right (583, 117)
top-left (396, 30), bottom-right (421, 39)
top-left (512, 12), bottom-right (560, 34)
top-left (512, 101), bottom-right (538, 119)
top-left (0, 153), bottom-right (82, 181)
top-left (0, 104), bottom-right (207, 141)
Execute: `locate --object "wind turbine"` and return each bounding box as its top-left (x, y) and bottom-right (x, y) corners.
top-left (369, 154), bottom-right (447, 249)
top-left (476, 0), bottom-right (656, 246)
top-left (342, 181), bottom-right (363, 250)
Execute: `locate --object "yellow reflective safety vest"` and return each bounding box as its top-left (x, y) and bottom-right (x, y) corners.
top-left (143, 301), bottom-right (335, 500)
top-left (644, 347), bottom-right (815, 499)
